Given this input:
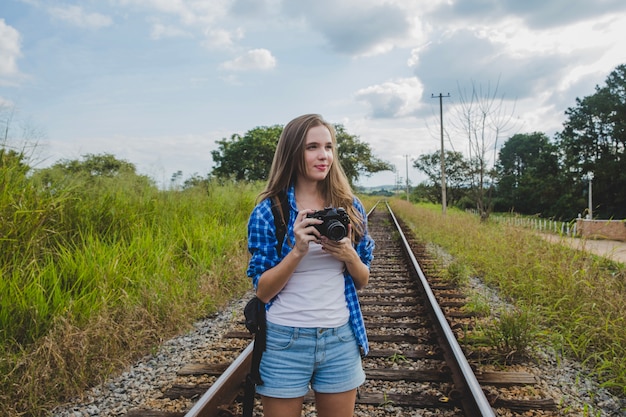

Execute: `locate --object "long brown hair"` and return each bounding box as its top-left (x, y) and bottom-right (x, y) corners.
top-left (259, 114), bottom-right (366, 242)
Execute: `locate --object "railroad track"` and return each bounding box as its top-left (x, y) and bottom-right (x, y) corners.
top-left (126, 202), bottom-right (558, 416)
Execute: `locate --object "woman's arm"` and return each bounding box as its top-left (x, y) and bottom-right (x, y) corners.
top-left (343, 245), bottom-right (370, 290)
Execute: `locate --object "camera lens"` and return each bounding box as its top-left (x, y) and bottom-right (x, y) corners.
top-left (326, 220), bottom-right (347, 241)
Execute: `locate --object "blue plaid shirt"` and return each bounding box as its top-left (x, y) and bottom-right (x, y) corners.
top-left (247, 185), bottom-right (375, 356)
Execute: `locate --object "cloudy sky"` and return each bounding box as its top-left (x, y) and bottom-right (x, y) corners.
top-left (1, 0), bottom-right (626, 187)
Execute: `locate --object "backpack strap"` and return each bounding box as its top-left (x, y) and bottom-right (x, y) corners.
top-left (270, 190), bottom-right (289, 257)
top-left (243, 297), bottom-right (266, 417)
top-left (243, 190), bottom-right (288, 417)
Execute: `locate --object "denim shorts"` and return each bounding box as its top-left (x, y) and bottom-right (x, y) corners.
top-left (256, 320), bottom-right (366, 398)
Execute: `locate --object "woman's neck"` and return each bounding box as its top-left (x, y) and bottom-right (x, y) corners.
top-left (294, 181), bottom-right (325, 211)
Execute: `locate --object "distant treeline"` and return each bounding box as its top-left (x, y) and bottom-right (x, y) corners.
top-left (408, 64), bottom-right (626, 221)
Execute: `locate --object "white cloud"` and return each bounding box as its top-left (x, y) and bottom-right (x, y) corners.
top-left (149, 21), bottom-right (192, 40)
top-left (416, 1), bottom-right (626, 102)
top-left (0, 19), bottom-right (22, 77)
top-left (410, 27), bottom-right (583, 103)
top-left (115, 0), bottom-right (230, 27)
top-left (48, 5), bottom-right (113, 29)
top-left (427, 0), bottom-right (626, 30)
top-left (111, 0), bottom-right (242, 50)
top-left (283, 0), bottom-right (421, 57)
top-left (220, 48), bottom-right (277, 71)
top-left (355, 77), bottom-right (424, 118)
top-left (230, 0), bottom-right (282, 17)
top-left (0, 19), bottom-right (22, 84)
top-left (202, 27), bottom-right (244, 49)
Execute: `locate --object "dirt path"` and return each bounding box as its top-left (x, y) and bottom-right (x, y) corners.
top-left (541, 234), bottom-right (626, 265)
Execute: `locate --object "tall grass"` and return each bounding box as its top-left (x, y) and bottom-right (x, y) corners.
top-left (1, 158), bottom-right (260, 416)
top-left (390, 199), bottom-right (626, 394)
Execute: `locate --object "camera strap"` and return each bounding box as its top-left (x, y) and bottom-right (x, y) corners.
top-left (243, 190), bottom-right (289, 417)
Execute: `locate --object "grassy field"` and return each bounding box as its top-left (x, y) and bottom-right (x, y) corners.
top-left (1, 160), bottom-right (260, 416)
top-left (389, 199), bottom-right (626, 395)
top-left (1, 165), bottom-right (624, 416)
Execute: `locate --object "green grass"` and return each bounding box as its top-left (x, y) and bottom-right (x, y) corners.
top-left (481, 306), bottom-right (540, 358)
top-left (0, 158), bottom-right (261, 416)
top-left (390, 198), bottom-right (626, 394)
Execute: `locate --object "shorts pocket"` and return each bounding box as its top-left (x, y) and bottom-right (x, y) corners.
top-left (266, 324), bottom-right (296, 351)
top-left (336, 324), bottom-right (357, 344)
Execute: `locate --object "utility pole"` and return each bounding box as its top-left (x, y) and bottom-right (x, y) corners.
top-left (404, 155), bottom-right (410, 201)
top-left (432, 93), bottom-right (450, 214)
top-left (587, 171), bottom-right (593, 220)
top-left (394, 169), bottom-right (399, 196)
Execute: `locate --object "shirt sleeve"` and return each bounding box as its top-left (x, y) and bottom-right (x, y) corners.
top-left (246, 199), bottom-right (281, 289)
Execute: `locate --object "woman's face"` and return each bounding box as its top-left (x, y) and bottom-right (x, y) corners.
top-left (301, 124), bottom-right (334, 183)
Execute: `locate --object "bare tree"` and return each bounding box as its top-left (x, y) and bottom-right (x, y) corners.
top-left (451, 79), bottom-right (518, 220)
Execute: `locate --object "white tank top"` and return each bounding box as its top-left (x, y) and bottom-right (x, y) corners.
top-left (266, 243), bottom-right (349, 328)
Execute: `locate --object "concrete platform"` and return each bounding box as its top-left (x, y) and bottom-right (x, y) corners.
top-left (541, 234), bottom-right (626, 265)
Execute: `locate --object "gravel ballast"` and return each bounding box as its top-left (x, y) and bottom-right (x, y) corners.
top-left (51, 292), bottom-right (625, 417)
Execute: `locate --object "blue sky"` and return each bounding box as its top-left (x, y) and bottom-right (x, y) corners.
top-left (2, 0), bottom-right (626, 188)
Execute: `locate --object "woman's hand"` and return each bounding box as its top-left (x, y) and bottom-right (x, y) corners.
top-left (292, 209), bottom-right (322, 256)
top-left (255, 209), bottom-right (322, 302)
top-left (319, 224), bottom-right (357, 263)
top-left (320, 224), bottom-right (370, 289)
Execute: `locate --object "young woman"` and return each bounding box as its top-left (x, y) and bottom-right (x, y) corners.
top-left (247, 114), bottom-right (375, 417)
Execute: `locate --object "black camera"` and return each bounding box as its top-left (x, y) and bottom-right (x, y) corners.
top-left (307, 207), bottom-right (350, 241)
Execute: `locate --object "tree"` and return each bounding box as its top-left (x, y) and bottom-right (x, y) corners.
top-left (32, 153), bottom-right (155, 191)
top-left (413, 150), bottom-right (470, 206)
top-left (53, 153), bottom-right (138, 177)
top-left (334, 125), bottom-right (393, 187)
top-left (495, 132), bottom-right (560, 216)
top-left (210, 124), bottom-right (392, 186)
top-left (211, 125), bottom-right (283, 182)
top-left (0, 148), bottom-right (29, 173)
top-left (451, 79), bottom-right (518, 220)
top-left (556, 64), bottom-right (626, 218)
top-left (182, 173), bottom-right (211, 191)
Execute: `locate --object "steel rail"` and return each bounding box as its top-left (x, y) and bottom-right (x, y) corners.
top-left (184, 343), bottom-right (253, 417)
top-left (386, 201), bottom-right (496, 416)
